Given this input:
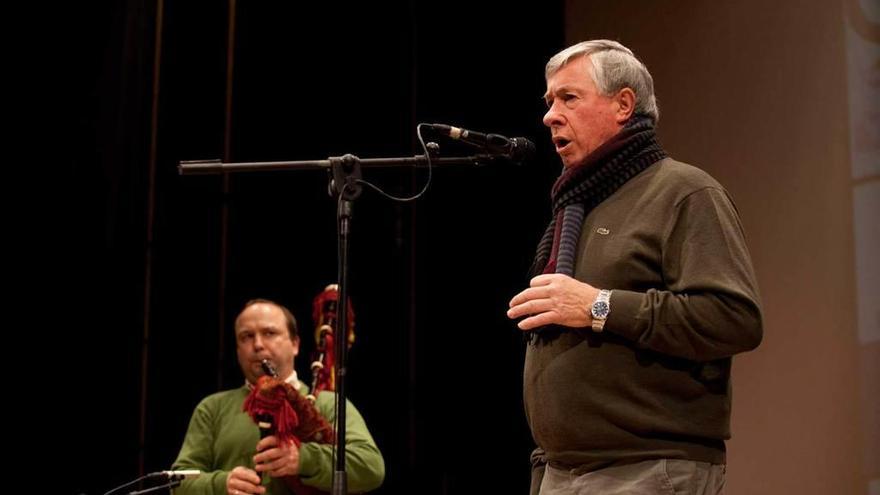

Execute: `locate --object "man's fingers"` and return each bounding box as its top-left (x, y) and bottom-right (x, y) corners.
top-left (259, 455), bottom-right (283, 473)
top-left (507, 298), bottom-right (553, 319)
top-left (509, 286), bottom-right (552, 308)
top-left (255, 435), bottom-right (278, 453)
top-left (518, 311), bottom-right (558, 330)
top-left (529, 274), bottom-right (559, 287)
top-left (253, 447), bottom-right (280, 468)
top-left (231, 467), bottom-right (261, 484)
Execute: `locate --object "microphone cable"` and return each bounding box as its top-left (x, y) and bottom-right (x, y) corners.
top-left (101, 474), bottom-right (151, 495)
top-left (348, 123), bottom-right (435, 203)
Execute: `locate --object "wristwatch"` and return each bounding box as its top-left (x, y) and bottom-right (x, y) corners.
top-left (590, 289), bottom-right (612, 332)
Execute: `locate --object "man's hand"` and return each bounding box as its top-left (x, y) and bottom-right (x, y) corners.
top-left (507, 274), bottom-right (599, 330)
top-left (254, 435), bottom-right (300, 478)
top-left (226, 466), bottom-right (265, 495)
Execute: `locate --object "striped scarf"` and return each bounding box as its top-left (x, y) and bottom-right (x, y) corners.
top-left (530, 115), bottom-right (667, 278)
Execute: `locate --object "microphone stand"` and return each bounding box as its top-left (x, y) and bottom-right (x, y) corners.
top-left (330, 154), bottom-right (359, 495)
top-left (179, 147), bottom-right (519, 495)
top-left (126, 480), bottom-right (181, 495)
top-left (177, 149), bottom-right (513, 175)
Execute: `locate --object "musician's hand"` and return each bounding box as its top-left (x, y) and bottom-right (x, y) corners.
top-left (254, 435), bottom-right (300, 478)
top-left (508, 274), bottom-right (599, 330)
top-left (226, 466), bottom-right (266, 495)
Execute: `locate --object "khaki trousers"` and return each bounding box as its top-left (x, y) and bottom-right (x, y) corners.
top-left (539, 459), bottom-right (726, 495)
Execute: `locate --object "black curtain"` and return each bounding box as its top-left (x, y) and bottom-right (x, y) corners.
top-left (57, 2), bottom-right (564, 494)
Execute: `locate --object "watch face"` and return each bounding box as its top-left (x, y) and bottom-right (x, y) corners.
top-left (591, 301), bottom-right (610, 319)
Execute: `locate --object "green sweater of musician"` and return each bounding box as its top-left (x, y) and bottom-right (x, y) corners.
top-left (172, 383), bottom-right (384, 494)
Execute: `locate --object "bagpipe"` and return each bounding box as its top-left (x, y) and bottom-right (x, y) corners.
top-left (308, 283), bottom-right (356, 401)
top-left (241, 285), bottom-right (355, 494)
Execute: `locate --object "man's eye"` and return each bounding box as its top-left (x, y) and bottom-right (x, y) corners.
top-left (545, 94), bottom-right (576, 109)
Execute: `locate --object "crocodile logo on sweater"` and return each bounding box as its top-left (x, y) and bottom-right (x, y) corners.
top-left (596, 227), bottom-right (610, 235)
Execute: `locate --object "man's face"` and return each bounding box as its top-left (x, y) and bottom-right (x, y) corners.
top-left (543, 55), bottom-right (625, 168)
top-left (235, 302), bottom-right (299, 384)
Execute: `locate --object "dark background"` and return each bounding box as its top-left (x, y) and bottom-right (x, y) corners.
top-left (52, 1), bottom-right (565, 494)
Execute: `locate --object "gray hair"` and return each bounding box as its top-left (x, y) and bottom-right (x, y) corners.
top-left (546, 40), bottom-right (659, 123)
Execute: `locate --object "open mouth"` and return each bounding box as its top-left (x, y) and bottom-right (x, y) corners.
top-left (553, 137), bottom-right (571, 152)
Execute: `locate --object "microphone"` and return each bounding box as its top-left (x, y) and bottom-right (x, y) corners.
top-left (146, 470), bottom-right (201, 481)
top-left (426, 123), bottom-right (535, 163)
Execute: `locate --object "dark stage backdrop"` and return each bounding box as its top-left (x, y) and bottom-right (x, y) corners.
top-left (56, 1), bottom-right (564, 494)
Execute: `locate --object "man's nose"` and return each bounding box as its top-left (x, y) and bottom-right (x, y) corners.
top-left (543, 103), bottom-right (564, 128)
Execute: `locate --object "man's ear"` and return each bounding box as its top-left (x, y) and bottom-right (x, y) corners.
top-left (614, 87), bottom-right (636, 123)
top-left (292, 335), bottom-right (300, 356)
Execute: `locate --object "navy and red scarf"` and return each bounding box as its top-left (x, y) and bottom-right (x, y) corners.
top-left (530, 115), bottom-right (668, 278)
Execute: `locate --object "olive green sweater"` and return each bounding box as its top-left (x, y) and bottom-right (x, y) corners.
top-left (524, 158), bottom-right (763, 475)
top-left (172, 384), bottom-right (384, 494)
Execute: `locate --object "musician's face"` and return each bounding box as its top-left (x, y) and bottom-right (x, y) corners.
top-left (235, 302), bottom-right (299, 385)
